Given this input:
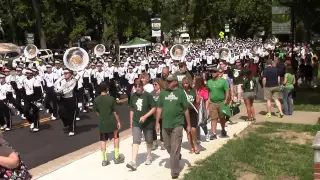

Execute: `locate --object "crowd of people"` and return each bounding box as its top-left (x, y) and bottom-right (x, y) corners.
top-left (0, 38), bottom-right (319, 179)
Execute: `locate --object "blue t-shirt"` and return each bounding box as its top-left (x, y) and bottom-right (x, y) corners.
top-left (263, 67), bottom-right (279, 87)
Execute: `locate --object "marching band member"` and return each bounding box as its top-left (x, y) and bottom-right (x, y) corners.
top-left (32, 69), bottom-right (44, 110)
top-left (54, 69), bottom-right (83, 136)
top-left (0, 73), bottom-right (12, 131)
top-left (83, 65), bottom-right (93, 107)
top-left (23, 69), bottom-right (40, 132)
top-left (14, 67), bottom-right (26, 119)
top-left (125, 66), bottom-right (138, 102)
top-left (4, 69), bottom-right (16, 106)
top-left (43, 65), bottom-right (58, 120)
top-left (75, 70), bottom-right (85, 121)
top-left (117, 61), bottom-right (127, 94)
top-left (95, 63), bottom-right (105, 96)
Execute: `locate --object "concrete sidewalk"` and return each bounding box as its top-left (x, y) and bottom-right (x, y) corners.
top-left (34, 121), bottom-right (250, 180)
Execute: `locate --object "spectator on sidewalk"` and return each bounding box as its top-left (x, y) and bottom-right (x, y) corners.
top-left (93, 82), bottom-right (124, 166)
top-left (242, 69), bottom-right (258, 121)
top-left (282, 66), bottom-right (296, 115)
top-left (206, 67), bottom-right (229, 140)
top-left (263, 60), bottom-right (284, 118)
top-left (126, 80), bottom-right (156, 171)
top-left (156, 74), bottom-right (191, 179)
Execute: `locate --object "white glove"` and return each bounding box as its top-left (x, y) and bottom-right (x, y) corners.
top-left (77, 103), bottom-right (83, 108)
top-left (13, 94), bottom-right (16, 99)
top-left (43, 93), bottom-right (46, 98)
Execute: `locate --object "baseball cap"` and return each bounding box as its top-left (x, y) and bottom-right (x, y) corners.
top-left (166, 74), bottom-right (178, 81)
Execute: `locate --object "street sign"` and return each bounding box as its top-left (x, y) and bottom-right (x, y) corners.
top-left (225, 24), bottom-right (230, 33)
top-left (151, 18), bottom-right (161, 37)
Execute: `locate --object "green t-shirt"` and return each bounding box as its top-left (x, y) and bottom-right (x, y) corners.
top-left (285, 73), bottom-right (294, 88)
top-left (242, 78), bottom-right (256, 92)
top-left (158, 88), bottom-right (189, 128)
top-left (93, 95), bottom-right (117, 133)
top-left (174, 71), bottom-right (192, 86)
top-left (207, 78), bottom-right (230, 103)
top-left (130, 92), bottom-right (156, 129)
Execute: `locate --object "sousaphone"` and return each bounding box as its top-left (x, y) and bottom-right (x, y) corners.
top-left (169, 44), bottom-right (187, 61)
top-left (94, 44), bottom-right (106, 56)
top-left (24, 44), bottom-right (39, 59)
top-left (153, 43), bottom-right (163, 53)
top-left (218, 47), bottom-right (230, 61)
top-left (63, 47), bottom-right (89, 71)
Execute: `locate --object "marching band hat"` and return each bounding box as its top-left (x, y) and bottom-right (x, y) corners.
top-left (46, 64), bottom-right (53, 68)
top-left (16, 67), bottom-right (22, 71)
top-left (4, 69), bottom-right (10, 72)
top-left (97, 63), bottom-right (103, 66)
top-left (31, 68), bottom-right (38, 72)
top-left (25, 69), bottom-right (33, 74)
top-left (128, 66), bottom-right (133, 69)
top-left (166, 74), bottom-right (178, 81)
top-left (63, 69), bottom-right (71, 73)
top-left (54, 60), bottom-right (61, 64)
top-left (0, 73), bottom-right (5, 78)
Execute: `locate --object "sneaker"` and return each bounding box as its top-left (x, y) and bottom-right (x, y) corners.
top-left (277, 112), bottom-right (283, 118)
top-left (83, 110), bottom-right (87, 113)
top-left (102, 160), bottom-right (110, 166)
top-left (265, 113), bottom-right (271, 118)
top-left (221, 129), bottom-right (227, 137)
top-left (5, 128), bottom-right (11, 131)
top-left (160, 142), bottom-right (165, 150)
top-left (206, 134), bottom-right (210, 142)
top-left (151, 141), bottom-right (158, 151)
top-left (126, 161), bottom-right (137, 171)
top-left (76, 117), bottom-right (80, 121)
top-left (210, 134), bottom-right (217, 140)
top-left (145, 156), bottom-right (152, 165)
top-left (68, 132), bottom-right (75, 136)
top-left (114, 155), bottom-right (125, 164)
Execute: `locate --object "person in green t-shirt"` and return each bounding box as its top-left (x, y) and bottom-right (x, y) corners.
top-left (126, 81), bottom-right (156, 171)
top-left (206, 67), bottom-right (230, 140)
top-left (242, 69), bottom-right (258, 121)
top-left (181, 76), bottom-right (199, 154)
top-left (173, 62), bottom-right (192, 86)
top-left (156, 74), bottom-right (191, 179)
top-left (282, 65), bottom-right (296, 115)
top-left (93, 82), bottom-right (124, 166)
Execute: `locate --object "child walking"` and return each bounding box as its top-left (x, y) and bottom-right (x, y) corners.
top-left (93, 82), bottom-right (125, 166)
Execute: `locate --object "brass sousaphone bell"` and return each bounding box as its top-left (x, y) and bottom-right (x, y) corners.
top-left (63, 47), bottom-right (89, 71)
top-left (169, 44), bottom-right (187, 61)
top-left (24, 44), bottom-right (39, 59)
top-left (218, 47), bottom-right (230, 61)
top-left (94, 44), bottom-right (106, 57)
top-left (153, 43), bottom-right (163, 53)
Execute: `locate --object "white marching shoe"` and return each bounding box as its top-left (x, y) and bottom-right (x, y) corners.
top-left (68, 132), bottom-right (75, 136)
top-left (51, 114), bottom-right (57, 120)
top-left (32, 128), bottom-right (39, 132)
top-left (30, 123), bottom-right (34, 129)
top-left (21, 114), bottom-right (26, 120)
top-left (0, 125), bottom-right (7, 130)
top-left (76, 117), bottom-right (80, 121)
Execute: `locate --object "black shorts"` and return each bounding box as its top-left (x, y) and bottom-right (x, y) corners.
top-left (99, 131), bottom-right (119, 141)
top-left (184, 109), bottom-right (198, 130)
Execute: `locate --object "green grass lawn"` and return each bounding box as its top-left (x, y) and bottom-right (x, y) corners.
top-left (184, 122), bottom-right (319, 180)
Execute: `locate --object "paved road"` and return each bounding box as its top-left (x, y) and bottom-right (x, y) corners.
top-left (3, 101), bottom-right (130, 169)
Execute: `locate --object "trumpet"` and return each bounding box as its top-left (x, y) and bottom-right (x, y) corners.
top-left (24, 44), bottom-right (39, 59)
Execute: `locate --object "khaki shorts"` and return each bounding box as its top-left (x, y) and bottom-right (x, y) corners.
top-left (208, 101), bottom-right (225, 121)
top-left (264, 86), bottom-right (280, 100)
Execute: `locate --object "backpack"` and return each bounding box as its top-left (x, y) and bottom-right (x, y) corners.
top-left (0, 143), bottom-right (32, 180)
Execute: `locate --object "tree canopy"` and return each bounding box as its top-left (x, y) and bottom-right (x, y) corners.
top-left (0, 0), bottom-right (318, 48)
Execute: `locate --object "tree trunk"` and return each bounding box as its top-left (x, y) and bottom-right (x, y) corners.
top-left (31, 0), bottom-right (47, 49)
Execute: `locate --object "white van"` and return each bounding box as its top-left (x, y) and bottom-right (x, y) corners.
top-left (39, 49), bottom-right (53, 62)
top-left (180, 33), bottom-right (190, 43)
